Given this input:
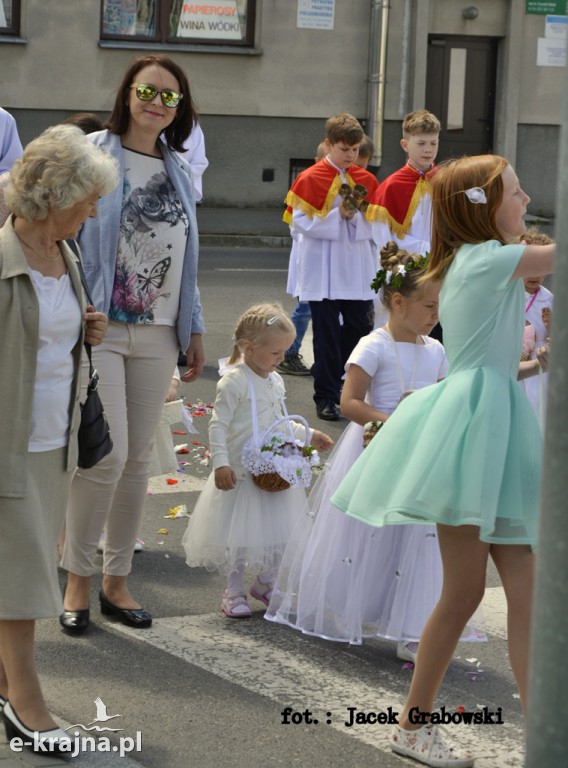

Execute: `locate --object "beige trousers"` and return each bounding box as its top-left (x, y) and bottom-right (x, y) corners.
top-left (61, 322), bottom-right (178, 577)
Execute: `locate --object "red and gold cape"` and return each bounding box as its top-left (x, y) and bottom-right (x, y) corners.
top-left (283, 159), bottom-right (380, 225)
top-left (367, 163), bottom-right (438, 239)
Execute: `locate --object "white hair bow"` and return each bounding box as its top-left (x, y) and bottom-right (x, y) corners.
top-left (464, 187), bottom-right (487, 204)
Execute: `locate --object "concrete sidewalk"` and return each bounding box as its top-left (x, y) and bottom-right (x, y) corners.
top-left (196, 206), bottom-right (292, 248)
top-left (196, 206), bottom-right (554, 248)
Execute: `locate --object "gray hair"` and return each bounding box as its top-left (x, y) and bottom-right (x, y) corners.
top-left (4, 124), bottom-right (118, 221)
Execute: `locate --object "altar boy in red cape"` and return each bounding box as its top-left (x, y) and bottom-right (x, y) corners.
top-left (369, 109), bottom-right (441, 331)
top-left (283, 113), bottom-right (379, 422)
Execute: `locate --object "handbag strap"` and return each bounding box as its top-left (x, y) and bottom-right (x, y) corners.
top-left (67, 239), bottom-right (96, 381)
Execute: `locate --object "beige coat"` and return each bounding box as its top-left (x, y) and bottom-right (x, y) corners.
top-left (0, 217), bottom-right (85, 497)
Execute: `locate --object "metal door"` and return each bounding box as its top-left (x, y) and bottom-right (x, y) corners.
top-left (426, 36), bottom-right (498, 161)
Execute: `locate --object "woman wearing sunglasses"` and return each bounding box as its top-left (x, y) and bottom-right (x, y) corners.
top-left (60, 55), bottom-right (206, 632)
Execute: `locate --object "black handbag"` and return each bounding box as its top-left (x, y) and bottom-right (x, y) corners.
top-left (73, 245), bottom-right (113, 469)
top-left (77, 342), bottom-right (113, 469)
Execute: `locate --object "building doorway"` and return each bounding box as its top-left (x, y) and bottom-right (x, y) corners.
top-left (426, 36), bottom-right (498, 162)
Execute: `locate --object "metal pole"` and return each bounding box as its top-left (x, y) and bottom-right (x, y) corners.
top-left (525, 66), bottom-right (568, 767)
top-left (367, 0), bottom-right (389, 170)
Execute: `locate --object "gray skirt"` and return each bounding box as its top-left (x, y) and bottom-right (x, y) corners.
top-left (0, 447), bottom-right (71, 619)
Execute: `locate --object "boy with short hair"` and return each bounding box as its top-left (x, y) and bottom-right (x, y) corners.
top-left (371, 109), bottom-right (440, 255)
top-left (283, 113), bottom-right (379, 420)
top-left (280, 132), bottom-right (376, 377)
top-left (370, 109), bottom-right (440, 332)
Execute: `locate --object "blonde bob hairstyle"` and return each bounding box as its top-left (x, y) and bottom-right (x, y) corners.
top-left (426, 154), bottom-right (509, 282)
top-left (4, 124), bottom-right (119, 222)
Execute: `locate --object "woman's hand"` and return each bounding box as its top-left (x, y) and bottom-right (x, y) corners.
top-left (84, 307), bottom-right (108, 346)
top-left (215, 465), bottom-right (237, 491)
top-left (181, 333), bottom-right (206, 382)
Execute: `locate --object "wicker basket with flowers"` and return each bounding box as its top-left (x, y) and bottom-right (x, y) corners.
top-left (242, 415), bottom-right (320, 493)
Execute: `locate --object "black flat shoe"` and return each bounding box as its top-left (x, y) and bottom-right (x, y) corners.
top-left (59, 608), bottom-right (90, 633)
top-left (99, 590), bottom-right (152, 628)
top-left (2, 701), bottom-right (71, 754)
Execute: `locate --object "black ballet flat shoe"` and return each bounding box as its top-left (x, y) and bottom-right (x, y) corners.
top-left (99, 590), bottom-right (152, 629)
top-left (59, 607), bottom-right (90, 633)
top-left (2, 701), bottom-right (71, 754)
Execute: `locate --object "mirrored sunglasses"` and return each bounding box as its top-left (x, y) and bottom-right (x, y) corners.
top-left (130, 83), bottom-right (183, 109)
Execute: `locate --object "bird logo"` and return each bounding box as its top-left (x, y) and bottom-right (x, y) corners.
top-left (89, 697), bottom-right (122, 726)
top-left (65, 697), bottom-right (124, 733)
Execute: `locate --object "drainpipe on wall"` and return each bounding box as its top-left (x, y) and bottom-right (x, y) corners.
top-left (367, 0), bottom-right (390, 170)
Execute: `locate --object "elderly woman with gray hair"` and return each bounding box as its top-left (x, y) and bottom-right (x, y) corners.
top-left (0, 123), bottom-right (117, 752)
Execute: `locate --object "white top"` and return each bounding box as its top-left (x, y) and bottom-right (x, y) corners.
top-left (524, 285), bottom-right (552, 345)
top-left (286, 228), bottom-right (301, 296)
top-left (292, 201), bottom-right (377, 301)
top-left (109, 148), bottom-right (186, 326)
top-left (28, 269), bottom-right (82, 451)
top-left (176, 122), bottom-right (209, 202)
top-left (372, 192), bottom-right (432, 256)
top-left (520, 284), bottom-right (553, 412)
top-left (346, 327), bottom-right (447, 414)
top-left (209, 363), bottom-right (311, 479)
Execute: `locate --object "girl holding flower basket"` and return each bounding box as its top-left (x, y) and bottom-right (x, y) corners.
top-left (182, 304), bottom-right (333, 618)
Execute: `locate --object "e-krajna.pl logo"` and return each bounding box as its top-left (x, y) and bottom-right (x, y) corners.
top-left (10, 697), bottom-right (142, 758)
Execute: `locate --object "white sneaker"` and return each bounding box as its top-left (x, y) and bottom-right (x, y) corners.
top-left (397, 641), bottom-right (419, 663)
top-left (391, 724), bottom-right (474, 767)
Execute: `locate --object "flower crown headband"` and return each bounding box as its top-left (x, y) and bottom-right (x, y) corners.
top-left (371, 254), bottom-right (429, 293)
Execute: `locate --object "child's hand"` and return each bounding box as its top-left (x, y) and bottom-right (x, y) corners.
top-left (165, 377), bottom-right (180, 403)
top-left (310, 430), bottom-right (334, 452)
top-left (536, 343), bottom-right (550, 372)
top-left (83, 306), bottom-right (108, 346)
top-left (339, 200), bottom-right (356, 221)
top-left (542, 306), bottom-right (551, 334)
top-left (215, 465), bottom-right (237, 491)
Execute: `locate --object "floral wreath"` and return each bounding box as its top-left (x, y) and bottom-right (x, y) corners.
top-left (370, 254), bottom-right (429, 293)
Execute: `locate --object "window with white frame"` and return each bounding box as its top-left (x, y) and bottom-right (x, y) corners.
top-left (0, 0), bottom-right (20, 35)
top-left (101, 0), bottom-right (256, 46)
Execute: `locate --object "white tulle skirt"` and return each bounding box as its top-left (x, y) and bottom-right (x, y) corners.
top-left (182, 471), bottom-right (309, 576)
top-left (266, 422), bottom-right (485, 645)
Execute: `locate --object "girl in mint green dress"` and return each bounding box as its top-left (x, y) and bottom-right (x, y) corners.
top-left (332, 156), bottom-right (555, 768)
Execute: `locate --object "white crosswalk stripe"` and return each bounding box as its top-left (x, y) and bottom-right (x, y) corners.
top-left (111, 584), bottom-right (523, 768)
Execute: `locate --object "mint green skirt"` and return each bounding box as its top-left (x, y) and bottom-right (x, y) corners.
top-left (332, 367), bottom-right (541, 546)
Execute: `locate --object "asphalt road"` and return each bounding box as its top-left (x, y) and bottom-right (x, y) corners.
top-left (1, 246), bottom-right (524, 768)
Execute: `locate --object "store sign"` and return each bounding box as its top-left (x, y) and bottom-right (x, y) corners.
top-left (177, 1), bottom-right (242, 39)
top-left (526, 1), bottom-right (568, 14)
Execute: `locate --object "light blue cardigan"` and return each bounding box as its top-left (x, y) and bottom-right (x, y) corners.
top-left (77, 130), bottom-right (205, 352)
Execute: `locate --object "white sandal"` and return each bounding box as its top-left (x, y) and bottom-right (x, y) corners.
top-left (391, 724), bottom-right (474, 767)
top-left (221, 590), bottom-right (252, 618)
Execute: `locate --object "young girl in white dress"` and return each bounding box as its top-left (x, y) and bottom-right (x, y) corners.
top-left (518, 226), bottom-right (553, 420)
top-left (182, 303), bottom-right (333, 618)
top-left (266, 253), bottom-right (483, 658)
